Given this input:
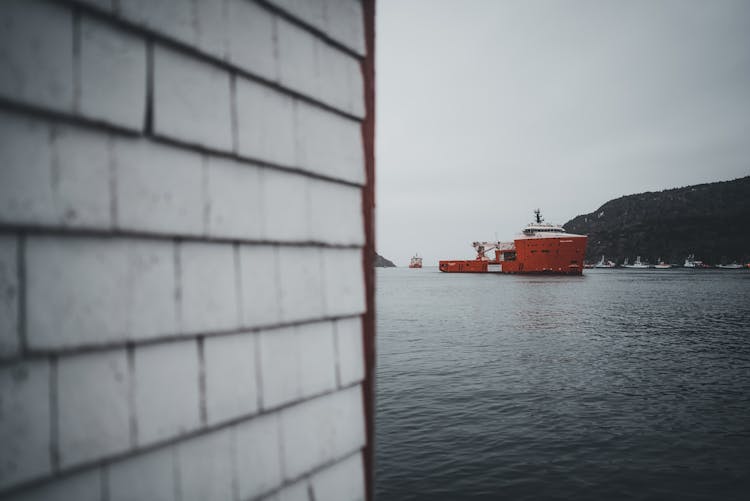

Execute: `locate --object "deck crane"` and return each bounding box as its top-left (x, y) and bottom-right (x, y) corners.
top-left (472, 241), bottom-right (515, 261)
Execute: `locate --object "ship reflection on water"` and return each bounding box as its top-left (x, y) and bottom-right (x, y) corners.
top-left (376, 267), bottom-right (750, 500)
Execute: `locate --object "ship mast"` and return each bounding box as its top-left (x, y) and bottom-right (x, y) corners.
top-left (534, 209), bottom-right (543, 224)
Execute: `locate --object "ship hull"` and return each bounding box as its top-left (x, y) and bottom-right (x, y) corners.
top-left (439, 236), bottom-right (587, 275)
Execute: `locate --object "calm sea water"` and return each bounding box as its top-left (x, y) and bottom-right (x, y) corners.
top-left (375, 267), bottom-right (750, 500)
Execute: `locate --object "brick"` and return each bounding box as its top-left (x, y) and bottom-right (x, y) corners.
top-left (26, 236), bottom-right (176, 349)
top-left (295, 322), bottom-right (337, 397)
top-left (179, 242), bottom-right (239, 334)
top-left (322, 248), bottom-right (365, 317)
top-left (204, 332), bottom-right (259, 425)
top-left (134, 341), bottom-right (200, 446)
top-left (78, 15), bottom-right (147, 130)
top-left (280, 385), bottom-right (365, 479)
top-left (108, 447), bottom-right (177, 501)
top-left (235, 78), bottom-right (296, 167)
top-left (316, 41), bottom-right (363, 116)
top-left (176, 430), bottom-right (233, 501)
top-left (259, 322), bottom-right (336, 409)
top-left (0, 235), bottom-right (19, 358)
top-left (276, 18), bottom-right (318, 101)
top-left (335, 317), bottom-right (364, 386)
top-left (261, 169), bottom-right (310, 242)
top-left (153, 45), bottom-right (232, 151)
top-left (295, 103), bottom-right (365, 184)
top-left (310, 452), bottom-right (365, 501)
top-left (227, 0), bottom-right (277, 81)
top-left (324, 0), bottom-right (366, 56)
top-left (308, 179), bottom-right (364, 245)
top-left (4, 468), bottom-right (102, 501)
top-left (57, 350), bottom-right (131, 468)
top-left (257, 326), bottom-right (297, 409)
top-left (239, 245), bottom-right (281, 328)
top-left (114, 137), bottom-right (204, 236)
top-left (0, 361), bottom-right (51, 490)
top-left (276, 481), bottom-right (309, 501)
top-left (52, 123), bottom-right (112, 228)
top-left (277, 246), bottom-right (325, 323)
top-left (118, 0), bottom-right (195, 47)
top-left (234, 413), bottom-right (283, 500)
top-left (266, 0), bottom-right (326, 34)
top-left (0, 111), bottom-right (111, 229)
top-left (194, 0), bottom-right (228, 60)
top-left (0, 0), bottom-right (74, 113)
top-left (0, 111), bottom-right (52, 225)
top-left (206, 156), bottom-right (262, 240)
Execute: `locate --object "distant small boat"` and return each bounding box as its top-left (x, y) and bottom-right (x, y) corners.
top-left (653, 258), bottom-right (672, 269)
top-left (683, 254), bottom-right (704, 268)
top-left (409, 254), bottom-right (423, 268)
top-left (716, 263), bottom-right (743, 269)
top-left (623, 256), bottom-right (649, 269)
top-left (594, 255), bottom-right (616, 268)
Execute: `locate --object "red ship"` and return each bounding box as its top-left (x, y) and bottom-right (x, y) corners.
top-left (409, 254), bottom-right (423, 268)
top-left (439, 210), bottom-right (587, 275)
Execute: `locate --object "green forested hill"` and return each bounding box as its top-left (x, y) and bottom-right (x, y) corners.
top-left (564, 176), bottom-right (750, 265)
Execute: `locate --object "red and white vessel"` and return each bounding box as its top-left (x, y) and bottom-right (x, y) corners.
top-left (409, 254), bottom-right (423, 268)
top-left (439, 210), bottom-right (587, 275)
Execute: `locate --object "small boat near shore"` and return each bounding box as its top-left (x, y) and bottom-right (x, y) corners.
top-left (623, 256), bottom-right (650, 269)
top-left (654, 258), bottom-right (672, 269)
top-left (716, 263), bottom-right (743, 269)
top-left (409, 254), bottom-right (423, 268)
top-left (594, 255), bottom-right (616, 268)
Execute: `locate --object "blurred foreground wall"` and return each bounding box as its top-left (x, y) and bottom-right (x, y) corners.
top-left (0, 0), bottom-right (374, 499)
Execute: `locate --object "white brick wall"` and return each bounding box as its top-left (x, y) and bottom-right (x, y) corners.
top-left (57, 350), bottom-right (131, 467)
top-left (239, 244), bottom-right (282, 328)
top-left (26, 236), bottom-right (176, 349)
top-left (296, 101), bottom-right (365, 183)
top-left (235, 77), bottom-right (296, 167)
top-left (107, 447), bottom-right (177, 501)
top-left (280, 385), bottom-right (366, 480)
top-left (205, 156), bottom-right (263, 240)
top-left (259, 322), bottom-right (337, 409)
top-left (0, 361), bottom-right (51, 489)
top-left (0, 0), bottom-right (370, 497)
top-left (204, 332), bottom-right (259, 425)
top-left (234, 413), bottom-right (283, 500)
top-left (336, 317), bottom-right (366, 386)
top-left (0, 0), bottom-right (74, 113)
top-left (179, 242), bottom-right (239, 334)
top-left (0, 111), bottom-right (111, 229)
top-left (4, 468), bottom-right (102, 501)
top-left (0, 235), bottom-right (19, 358)
top-left (133, 341), bottom-right (200, 446)
top-left (227, 0), bottom-right (278, 81)
top-left (117, 0), bottom-right (194, 47)
top-left (323, 248), bottom-right (366, 317)
top-left (309, 179), bottom-right (364, 245)
top-left (277, 246), bottom-right (325, 322)
top-left (114, 138), bottom-right (204, 236)
top-left (153, 45), bottom-right (232, 151)
top-left (261, 169), bottom-right (311, 242)
top-left (78, 16), bottom-right (147, 130)
top-left (176, 430), bottom-right (234, 501)
top-left (310, 452), bottom-right (366, 501)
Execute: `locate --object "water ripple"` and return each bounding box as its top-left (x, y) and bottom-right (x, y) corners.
top-left (375, 268), bottom-right (750, 500)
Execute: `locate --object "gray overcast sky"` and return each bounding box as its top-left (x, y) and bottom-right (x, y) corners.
top-left (375, 0), bottom-right (750, 266)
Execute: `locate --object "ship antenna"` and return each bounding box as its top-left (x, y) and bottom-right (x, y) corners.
top-left (534, 209), bottom-right (543, 224)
